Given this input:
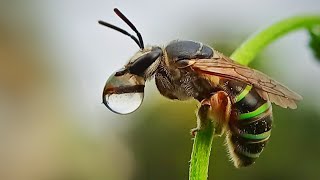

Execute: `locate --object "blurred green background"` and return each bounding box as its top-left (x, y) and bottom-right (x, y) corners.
top-left (1, 1), bottom-right (320, 180)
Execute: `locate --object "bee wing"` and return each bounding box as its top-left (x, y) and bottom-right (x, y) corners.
top-left (186, 57), bottom-right (302, 109)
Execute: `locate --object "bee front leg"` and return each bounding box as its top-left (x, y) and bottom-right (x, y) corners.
top-left (191, 91), bottom-right (231, 137)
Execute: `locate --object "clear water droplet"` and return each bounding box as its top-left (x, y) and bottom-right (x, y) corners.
top-left (105, 93), bottom-right (144, 114)
top-left (103, 71), bottom-right (145, 115)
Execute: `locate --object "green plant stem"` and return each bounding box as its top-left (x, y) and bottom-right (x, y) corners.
top-left (189, 116), bottom-right (214, 180)
top-left (231, 16), bottom-right (320, 65)
top-left (189, 15), bottom-right (320, 180)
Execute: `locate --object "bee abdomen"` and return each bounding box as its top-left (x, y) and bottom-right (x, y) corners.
top-left (227, 112), bottom-right (273, 167)
top-left (226, 83), bottom-right (273, 167)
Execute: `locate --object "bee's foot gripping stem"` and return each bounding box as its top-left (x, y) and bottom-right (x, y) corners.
top-left (190, 128), bottom-right (199, 137)
top-left (190, 103), bottom-right (211, 137)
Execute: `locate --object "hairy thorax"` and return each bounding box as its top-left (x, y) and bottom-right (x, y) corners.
top-left (155, 63), bottom-right (214, 101)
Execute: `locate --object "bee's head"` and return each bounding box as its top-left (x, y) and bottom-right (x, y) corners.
top-left (100, 8), bottom-right (163, 114)
top-left (99, 8), bottom-right (162, 79)
top-left (117, 46), bottom-right (162, 79)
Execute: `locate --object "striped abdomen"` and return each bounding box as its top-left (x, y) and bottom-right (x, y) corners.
top-left (222, 80), bottom-right (273, 168)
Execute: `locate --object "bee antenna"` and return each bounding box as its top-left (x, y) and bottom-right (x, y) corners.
top-left (98, 20), bottom-right (142, 49)
top-left (113, 8), bottom-right (144, 49)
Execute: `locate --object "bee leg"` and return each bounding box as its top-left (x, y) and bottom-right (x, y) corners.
top-left (191, 91), bottom-right (231, 137)
top-left (190, 102), bottom-right (211, 137)
top-left (208, 91), bottom-right (231, 136)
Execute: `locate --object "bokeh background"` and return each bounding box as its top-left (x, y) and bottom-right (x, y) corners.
top-left (1, 0), bottom-right (320, 179)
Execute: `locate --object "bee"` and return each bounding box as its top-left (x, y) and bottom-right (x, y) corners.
top-left (100, 8), bottom-right (302, 167)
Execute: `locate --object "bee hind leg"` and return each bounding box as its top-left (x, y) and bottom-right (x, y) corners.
top-left (191, 91), bottom-right (231, 137)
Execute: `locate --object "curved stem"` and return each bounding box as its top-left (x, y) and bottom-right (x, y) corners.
top-left (231, 16), bottom-right (320, 65)
top-left (189, 15), bottom-right (320, 180)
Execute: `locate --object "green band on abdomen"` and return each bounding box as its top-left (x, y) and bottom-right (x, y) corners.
top-left (235, 85), bottom-right (252, 103)
top-left (241, 130), bottom-right (271, 140)
top-left (239, 102), bottom-right (271, 120)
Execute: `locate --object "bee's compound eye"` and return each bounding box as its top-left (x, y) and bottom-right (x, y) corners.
top-left (105, 92), bottom-right (144, 115)
top-left (103, 71), bottom-right (145, 115)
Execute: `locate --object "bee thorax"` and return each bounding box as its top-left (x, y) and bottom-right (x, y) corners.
top-left (155, 64), bottom-right (213, 101)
